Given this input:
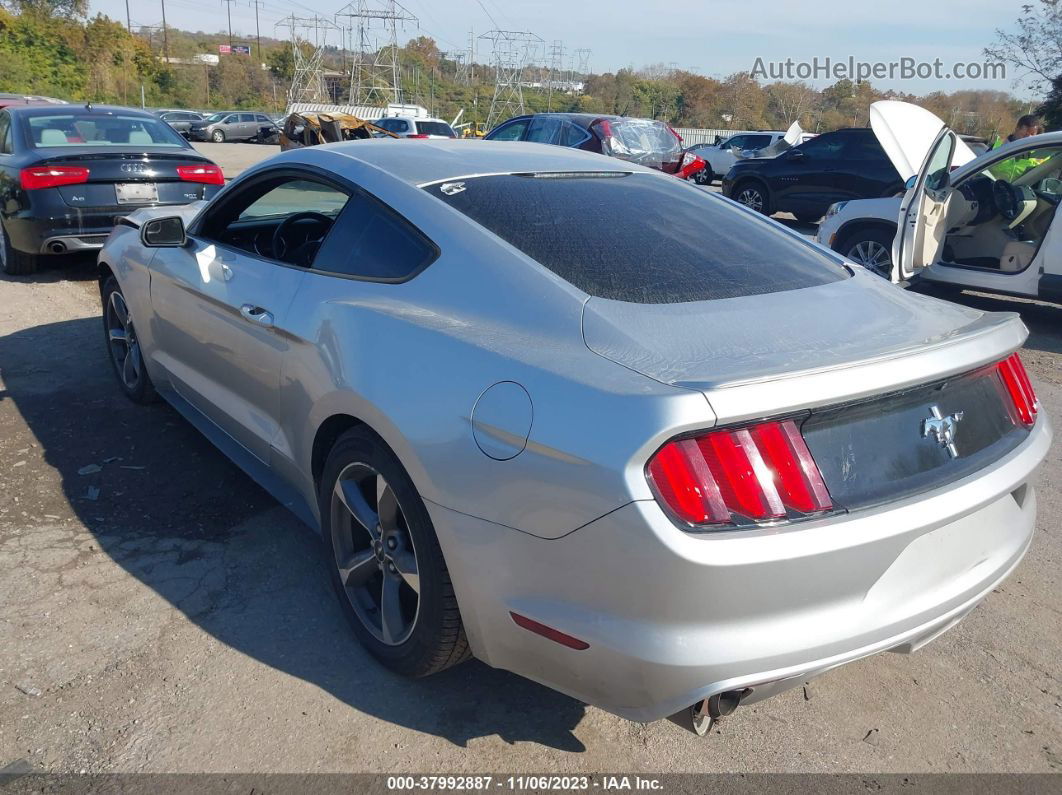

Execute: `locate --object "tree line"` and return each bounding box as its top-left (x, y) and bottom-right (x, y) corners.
top-left (0, 2), bottom-right (1044, 140)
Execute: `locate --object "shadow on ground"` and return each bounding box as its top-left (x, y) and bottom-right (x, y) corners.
top-left (0, 310), bottom-right (588, 751)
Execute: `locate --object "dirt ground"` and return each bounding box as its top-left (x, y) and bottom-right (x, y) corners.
top-left (0, 187), bottom-right (1059, 774)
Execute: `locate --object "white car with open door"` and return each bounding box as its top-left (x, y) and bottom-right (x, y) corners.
top-left (816, 100), bottom-right (1062, 304)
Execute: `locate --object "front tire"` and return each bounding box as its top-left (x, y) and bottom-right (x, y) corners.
top-left (837, 226), bottom-right (895, 279)
top-left (211, 129), bottom-right (225, 143)
top-left (0, 218), bottom-right (40, 276)
top-left (102, 276), bottom-right (158, 403)
top-left (319, 427), bottom-right (470, 678)
top-left (734, 180), bottom-right (770, 215)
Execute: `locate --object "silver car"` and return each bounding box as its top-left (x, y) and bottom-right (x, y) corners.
top-left (97, 140), bottom-right (1050, 735)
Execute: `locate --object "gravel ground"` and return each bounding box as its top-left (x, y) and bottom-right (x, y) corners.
top-left (0, 188), bottom-right (1059, 774)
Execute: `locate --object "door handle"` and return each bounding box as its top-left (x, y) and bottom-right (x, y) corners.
top-left (239, 304), bottom-right (274, 328)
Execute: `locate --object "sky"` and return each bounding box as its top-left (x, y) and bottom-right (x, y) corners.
top-left (87, 0), bottom-right (1034, 96)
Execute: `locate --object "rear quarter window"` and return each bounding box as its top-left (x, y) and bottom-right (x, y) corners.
top-left (425, 173), bottom-right (848, 303)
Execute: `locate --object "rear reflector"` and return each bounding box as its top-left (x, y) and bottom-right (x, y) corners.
top-left (509, 612), bottom-right (589, 650)
top-left (176, 164), bottom-right (225, 185)
top-left (998, 352), bottom-right (1038, 426)
top-left (20, 165), bottom-right (89, 190)
top-left (647, 419), bottom-right (832, 528)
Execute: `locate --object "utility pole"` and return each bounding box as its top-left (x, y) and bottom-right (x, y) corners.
top-left (160, 0), bottom-right (169, 61)
top-left (223, 0), bottom-right (234, 47)
top-left (125, 0), bottom-right (132, 32)
top-left (252, 0), bottom-right (264, 59)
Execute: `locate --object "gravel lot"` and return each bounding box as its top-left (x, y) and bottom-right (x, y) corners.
top-left (0, 143), bottom-right (1059, 774)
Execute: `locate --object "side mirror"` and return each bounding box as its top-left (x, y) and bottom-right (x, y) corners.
top-left (141, 216), bottom-right (186, 247)
top-left (904, 175), bottom-right (918, 191)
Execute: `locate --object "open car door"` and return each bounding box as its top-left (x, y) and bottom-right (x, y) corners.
top-left (890, 127), bottom-right (957, 282)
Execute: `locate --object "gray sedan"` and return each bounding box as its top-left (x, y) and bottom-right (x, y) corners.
top-left (96, 140), bottom-right (1050, 735)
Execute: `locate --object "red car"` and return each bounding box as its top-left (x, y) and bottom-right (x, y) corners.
top-left (485, 112), bottom-right (706, 180)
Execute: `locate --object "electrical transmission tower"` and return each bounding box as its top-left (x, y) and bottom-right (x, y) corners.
top-left (336, 0), bottom-right (417, 106)
top-left (479, 30), bottom-right (542, 130)
top-left (454, 29), bottom-right (474, 85)
top-left (575, 48), bottom-right (591, 78)
top-left (546, 39), bottom-right (564, 111)
top-left (276, 15), bottom-right (338, 107)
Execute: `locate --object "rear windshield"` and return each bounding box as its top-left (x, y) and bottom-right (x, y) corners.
top-left (25, 114), bottom-right (186, 147)
top-left (598, 119), bottom-right (681, 168)
top-left (416, 121), bottom-right (456, 137)
top-left (425, 173), bottom-right (848, 303)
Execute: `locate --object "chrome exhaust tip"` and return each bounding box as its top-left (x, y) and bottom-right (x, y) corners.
top-left (48, 241), bottom-right (67, 254)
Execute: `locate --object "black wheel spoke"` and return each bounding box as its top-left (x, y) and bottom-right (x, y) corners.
top-left (376, 476), bottom-right (399, 533)
top-left (379, 575), bottom-right (406, 644)
top-left (337, 549), bottom-right (378, 588)
top-left (334, 477), bottom-right (379, 540)
top-left (391, 551), bottom-right (420, 595)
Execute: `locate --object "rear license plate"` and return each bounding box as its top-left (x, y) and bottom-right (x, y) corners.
top-left (115, 183), bottom-right (158, 204)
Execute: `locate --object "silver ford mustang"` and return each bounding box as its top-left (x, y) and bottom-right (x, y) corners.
top-left (97, 140), bottom-right (1050, 734)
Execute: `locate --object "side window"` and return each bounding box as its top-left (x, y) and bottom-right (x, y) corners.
top-left (199, 176), bottom-right (350, 267)
top-left (488, 120), bottom-right (528, 141)
top-left (724, 135), bottom-right (748, 149)
top-left (986, 146), bottom-right (1062, 182)
top-left (0, 113), bottom-right (11, 154)
top-left (526, 116), bottom-right (563, 145)
top-left (223, 115), bottom-right (237, 124)
top-left (923, 135), bottom-right (955, 192)
top-left (256, 114), bottom-right (271, 123)
top-left (313, 193), bottom-right (437, 281)
top-left (745, 134), bottom-right (773, 149)
top-left (239, 113), bottom-right (255, 123)
top-left (558, 121), bottom-right (589, 147)
top-left (796, 133), bottom-right (846, 159)
top-left (840, 132), bottom-right (886, 160)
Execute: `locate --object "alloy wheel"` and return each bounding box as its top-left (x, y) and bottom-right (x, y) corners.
top-left (847, 240), bottom-right (892, 278)
top-left (737, 187), bottom-right (764, 212)
top-left (105, 290), bottom-right (143, 390)
top-left (330, 462), bottom-right (421, 646)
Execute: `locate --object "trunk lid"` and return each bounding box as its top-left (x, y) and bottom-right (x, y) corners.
top-left (582, 270), bottom-right (1028, 419)
top-left (33, 150), bottom-right (217, 208)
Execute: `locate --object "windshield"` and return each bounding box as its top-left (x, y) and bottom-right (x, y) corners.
top-left (205, 113), bottom-right (227, 123)
top-left (426, 172), bottom-right (848, 303)
top-left (415, 121), bottom-right (456, 137)
top-left (25, 114), bottom-right (187, 147)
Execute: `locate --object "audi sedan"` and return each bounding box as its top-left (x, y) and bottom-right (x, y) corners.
top-left (96, 140), bottom-right (1050, 735)
top-left (0, 104), bottom-right (223, 275)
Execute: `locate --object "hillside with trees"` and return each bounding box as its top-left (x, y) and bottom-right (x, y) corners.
top-left (0, 2), bottom-right (1042, 140)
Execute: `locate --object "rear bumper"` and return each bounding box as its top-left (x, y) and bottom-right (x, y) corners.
top-left (430, 413), bottom-right (1050, 722)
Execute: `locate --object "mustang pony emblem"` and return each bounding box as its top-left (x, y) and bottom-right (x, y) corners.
top-left (922, 405), bottom-right (964, 458)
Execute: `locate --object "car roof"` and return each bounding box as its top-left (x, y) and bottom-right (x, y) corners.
top-left (5, 104), bottom-right (157, 119)
top-left (321, 138), bottom-right (645, 186)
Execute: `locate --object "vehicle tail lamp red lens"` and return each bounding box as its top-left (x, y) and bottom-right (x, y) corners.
top-left (510, 612), bottom-right (589, 650)
top-left (997, 352), bottom-right (1038, 426)
top-left (176, 164), bottom-right (225, 185)
top-left (678, 154), bottom-right (706, 180)
top-left (408, 134), bottom-right (430, 139)
top-left (647, 419), bottom-right (832, 527)
top-left (20, 165), bottom-right (89, 190)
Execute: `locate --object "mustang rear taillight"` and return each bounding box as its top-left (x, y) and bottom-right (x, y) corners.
top-left (647, 419), bottom-right (832, 527)
top-left (998, 352), bottom-right (1038, 426)
top-left (20, 165), bottom-right (89, 190)
top-left (176, 164), bottom-right (225, 185)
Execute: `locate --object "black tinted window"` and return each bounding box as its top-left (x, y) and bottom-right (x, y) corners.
top-left (487, 120), bottom-right (527, 141)
top-left (426, 173), bottom-right (847, 303)
top-left (313, 194), bottom-right (438, 281)
top-left (0, 113), bottom-right (10, 153)
top-left (415, 121), bottom-right (455, 137)
top-left (796, 132), bottom-right (847, 159)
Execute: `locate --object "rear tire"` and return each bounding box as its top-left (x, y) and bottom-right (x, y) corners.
top-left (211, 129), bottom-right (225, 143)
top-left (692, 166), bottom-right (714, 185)
top-left (319, 426), bottom-right (470, 678)
top-left (0, 219), bottom-right (40, 276)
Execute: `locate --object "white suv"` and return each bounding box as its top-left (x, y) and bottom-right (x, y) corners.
top-left (374, 115), bottom-right (457, 139)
